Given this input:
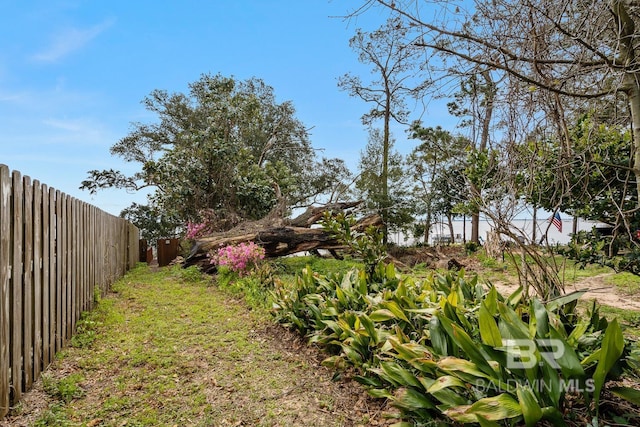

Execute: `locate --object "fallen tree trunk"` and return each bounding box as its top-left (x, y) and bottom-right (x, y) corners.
top-left (184, 213), bottom-right (382, 272)
top-left (286, 201), bottom-right (363, 227)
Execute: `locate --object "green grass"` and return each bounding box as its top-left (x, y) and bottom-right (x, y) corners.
top-left (595, 304), bottom-right (640, 339)
top-left (605, 271), bottom-right (640, 294)
top-left (33, 404), bottom-right (74, 427)
top-left (273, 255), bottom-right (363, 277)
top-left (27, 263), bottom-right (374, 427)
top-left (471, 248), bottom-right (617, 287)
top-left (41, 373), bottom-right (85, 403)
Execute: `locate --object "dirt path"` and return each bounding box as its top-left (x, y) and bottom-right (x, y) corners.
top-left (489, 272), bottom-right (640, 311)
top-left (0, 266), bottom-right (392, 427)
top-left (569, 273), bottom-right (640, 311)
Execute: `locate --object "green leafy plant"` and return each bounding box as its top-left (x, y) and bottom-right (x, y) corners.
top-left (33, 403), bottom-right (74, 427)
top-left (70, 312), bottom-right (99, 348)
top-left (42, 373), bottom-right (86, 403)
top-left (561, 228), bottom-right (640, 276)
top-left (321, 212), bottom-right (387, 280)
top-left (273, 258), bottom-right (637, 425)
top-left (465, 241), bottom-right (480, 253)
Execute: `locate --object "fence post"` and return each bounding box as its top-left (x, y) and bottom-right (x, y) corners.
top-left (40, 183), bottom-right (49, 375)
top-left (157, 238), bottom-right (180, 267)
top-left (55, 190), bottom-right (63, 354)
top-left (47, 187), bottom-right (55, 366)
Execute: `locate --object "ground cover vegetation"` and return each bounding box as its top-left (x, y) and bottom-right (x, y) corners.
top-left (195, 213), bottom-right (640, 425)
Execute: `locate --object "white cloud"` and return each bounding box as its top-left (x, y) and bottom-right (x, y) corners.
top-left (40, 116), bottom-right (116, 146)
top-left (31, 18), bottom-right (115, 63)
top-left (43, 117), bottom-right (96, 133)
top-left (0, 83), bottom-right (105, 115)
top-left (0, 91), bottom-right (27, 103)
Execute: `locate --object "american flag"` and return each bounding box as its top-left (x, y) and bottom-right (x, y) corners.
top-left (550, 212), bottom-right (562, 232)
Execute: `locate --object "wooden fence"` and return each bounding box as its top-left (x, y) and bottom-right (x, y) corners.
top-left (0, 164), bottom-right (139, 418)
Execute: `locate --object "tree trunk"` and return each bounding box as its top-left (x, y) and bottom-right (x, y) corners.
top-left (184, 227), bottom-right (344, 272)
top-left (462, 214), bottom-right (466, 244)
top-left (628, 84), bottom-right (640, 204)
top-left (471, 71), bottom-right (495, 244)
top-left (286, 201), bottom-right (363, 227)
top-left (485, 230), bottom-right (502, 259)
top-left (532, 206), bottom-right (537, 243)
top-left (612, 0), bottom-right (640, 205)
top-left (382, 97), bottom-right (391, 244)
top-left (424, 203), bottom-right (432, 244)
top-left (471, 210), bottom-right (480, 244)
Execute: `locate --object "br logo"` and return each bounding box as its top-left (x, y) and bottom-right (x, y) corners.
top-left (502, 339), bottom-right (564, 369)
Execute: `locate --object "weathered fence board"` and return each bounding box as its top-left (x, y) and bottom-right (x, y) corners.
top-left (158, 238), bottom-right (181, 267)
top-left (0, 164), bottom-right (139, 418)
top-left (33, 180), bottom-right (42, 381)
top-left (0, 165), bottom-right (11, 418)
top-left (11, 170), bottom-right (23, 402)
top-left (23, 176), bottom-right (33, 392)
top-left (46, 187), bottom-right (55, 369)
top-left (55, 189), bottom-right (62, 355)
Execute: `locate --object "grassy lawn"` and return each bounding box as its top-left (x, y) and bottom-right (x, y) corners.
top-left (7, 264), bottom-right (384, 427)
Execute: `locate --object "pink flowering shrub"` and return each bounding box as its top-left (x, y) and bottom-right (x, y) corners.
top-left (185, 221), bottom-right (207, 240)
top-left (210, 242), bottom-right (266, 274)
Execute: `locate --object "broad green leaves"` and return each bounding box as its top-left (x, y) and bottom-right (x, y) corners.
top-left (593, 318), bottom-right (624, 406)
top-left (271, 262), bottom-right (632, 425)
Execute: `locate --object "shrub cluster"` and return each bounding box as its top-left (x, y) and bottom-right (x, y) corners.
top-left (210, 242), bottom-right (265, 274)
top-left (271, 261), bottom-right (639, 426)
top-left (562, 229), bottom-right (640, 275)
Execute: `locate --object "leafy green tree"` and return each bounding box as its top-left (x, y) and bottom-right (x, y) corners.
top-left (446, 71), bottom-right (497, 243)
top-left (407, 124), bottom-right (470, 243)
top-left (430, 167), bottom-right (468, 242)
top-left (82, 73), bottom-right (350, 236)
top-left (355, 128), bottom-right (414, 237)
top-left (365, 0), bottom-right (640, 201)
top-left (519, 116), bottom-right (640, 273)
top-left (348, 1), bottom-right (640, 281)
top-left (526, 116), bottom-right (635, 225)
top-left (120, 203), bottom-right (180, 245)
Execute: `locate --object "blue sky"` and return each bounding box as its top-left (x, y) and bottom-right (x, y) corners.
top-left (0, 1), bottom-right (450, 216)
